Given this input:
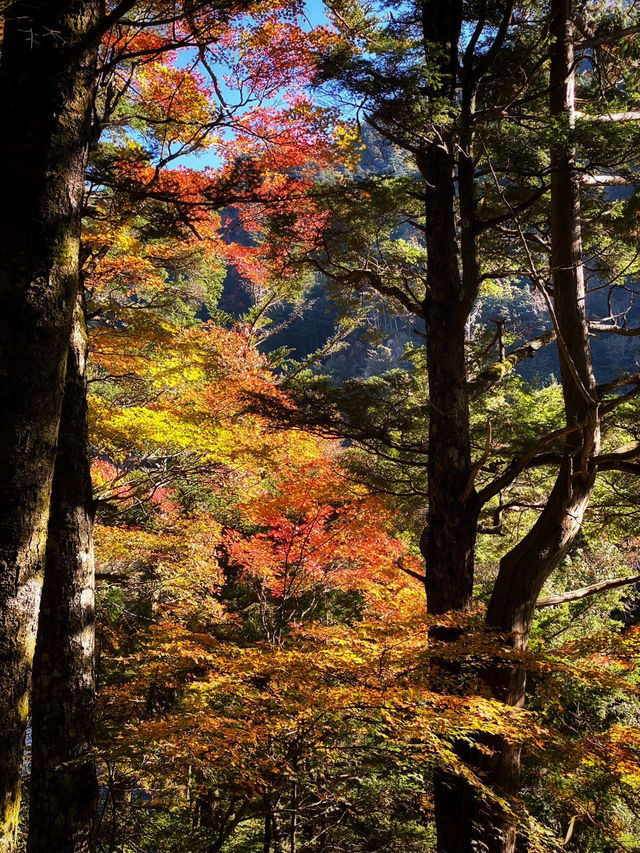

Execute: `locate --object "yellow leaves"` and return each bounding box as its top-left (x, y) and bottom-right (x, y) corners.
top-left (135, 62), bottom-right (215, 143)
top-left (92, 311), bottom-right (598, 842)
top-left (92, 400), bottom-right (202, 455)
top-left (103, 601), bottom-right (557, 808)
top-left (333, 122), bottom-right (365, 169)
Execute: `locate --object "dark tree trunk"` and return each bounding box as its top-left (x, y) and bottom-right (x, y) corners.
top-left (28, 296), bottom-right (98, 853)
top-left (418, 4), bottom-right (483, 851)
top-left (0, 2), bottom-right (100, 847)
top-left (419, 1), bottom-right (478, 619)
top-left (263, 801), bottom-right (272, 853)
top-left (480, 2), bottom-right (600, 850)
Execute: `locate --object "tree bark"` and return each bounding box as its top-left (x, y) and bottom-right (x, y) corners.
top-left (419, 0), bottom-right (478, 619)
top-left (0, 3), bottom-right (100, 849)
top-left (480, 2), bottom-right (600, 849)
top-left (418, 4), bottom-right (483, 851)
top-left (28, 295), bottom-right (98, 853)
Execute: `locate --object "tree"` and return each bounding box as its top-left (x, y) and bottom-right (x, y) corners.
top-left (281, 1), bottom-right (640, 849)
top-left (28, 300), bottom-right (97, 853)
top-left (0, 3), bottom-right (101, 848)
top-left (0, 0), bottom-right (336, 848)
top-left (481, 2), bottom-right (600, 847)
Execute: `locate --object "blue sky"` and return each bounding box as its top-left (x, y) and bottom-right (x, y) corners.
top-left (304, 0), bottom-right (328, 27)
top-left (174, 0), bottom-right (329, 170)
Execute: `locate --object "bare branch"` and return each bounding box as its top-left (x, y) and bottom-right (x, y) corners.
top-left (575, 111), bottom-right (640, 122)
top-left (581, 174), bottom-right (639, 186)
top-left (589, 322), bottom-right (640, 337)
top-left (396, 558), bottom-right (426, 584)
top-left (537, 574), bottom-right (640, 608)
top-left (597, 372), bottom-right (640, 397)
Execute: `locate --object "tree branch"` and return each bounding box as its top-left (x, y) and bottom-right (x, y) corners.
top-left (469, 328), bottom-right (557, 396)
top-left (596, 442), bottom-right (640, 475)
top-left (476, 425), bottom-right (576, 507)
top-left (474, 184), bottom-right (548, 234)
top-left (396, 558), bottom-right (426, 584)
top-left (589, 322), bottom-right (640, 337)
top-left (576, 24), bottom-right (640, 49)
top-left (581, 174), bottom-right (640, 186)
top-left (601, 384), bottom-right (640, 415)
top-left (597, 372), bottom-right (640, 397)
top-left (597, 441), bottom-right (640, 466)
top-left (537, 574), bottom-right (640, 608)
top-left (575, 111), bottom-right (640, 122)
top-left (344, 269), bottom-right (423, 314)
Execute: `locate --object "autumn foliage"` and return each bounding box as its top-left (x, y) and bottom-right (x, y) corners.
top-left (21, 1), bottom-right (640, 851)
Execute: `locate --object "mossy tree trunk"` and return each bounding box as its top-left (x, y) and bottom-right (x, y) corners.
top-left (0, 3), bottom-right (100, 849)
top-left (28, 294), bottom-right (98, 853)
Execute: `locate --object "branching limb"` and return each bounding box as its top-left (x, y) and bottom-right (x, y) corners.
top-left (589, 322), bottom-right (640, 337)
top-left (601, 384), bottom-right (640, 415)
top-left (596, 440), bottom-right (640, 476)
top-left (597, 372), bottom-right (640, 397)
top-left (537, 574), bottom-right (640, 608)
top-left (575, 111), bottom-right (640, 122)
top-left (396, 558), bottom-right (426, 584)
top-left (469, 328), bottom-right (557, 397)
top-left (476, 426), bottom-right (576, 506)
top-left (576, 24), bottom-right (640, 49)
top-left (474, 184), bottom-right (548, 234)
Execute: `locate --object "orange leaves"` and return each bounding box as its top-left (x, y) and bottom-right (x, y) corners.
top-left (89, 0), bottom-right (341, 308)
top-left (136, 62), bottom-right (214, 140)
top-left (92, 312), bottom-right (440, 791)
top-left (225, 496), bottom-right (402, 599)
top-left (88, 253), bottom-right (168, 296)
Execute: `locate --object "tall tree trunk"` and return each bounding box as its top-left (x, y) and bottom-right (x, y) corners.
top-left (480, 2), bottom-right (600, 849)
top-left (28, 295), bottom-right (98, 853)
top-left (418, 4), bottom-right (482, 851)
top-left (0, 3), bottom-right (100, 848)
top-left (419, 1), bottom-right (478, 619)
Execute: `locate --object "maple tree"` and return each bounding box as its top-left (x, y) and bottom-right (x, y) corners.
top-left (0, 0), bottom-right (340, 850)
top-left (89, 318), bottom-right (640, 852)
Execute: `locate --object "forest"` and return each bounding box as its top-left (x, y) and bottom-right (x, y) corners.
top-left (1, 1), bottom-right (640, 852)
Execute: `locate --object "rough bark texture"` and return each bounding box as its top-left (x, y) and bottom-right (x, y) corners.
top-left (28, 297), bottom-right (97, 853)
top-left (419, 0), bottom-right (477, 619)
top-left (0, 3), bottom-right (100, 849)
top-left (418, 4), bottom-right (483, 851)
top-left (481, 2), bottom-right (601, 850)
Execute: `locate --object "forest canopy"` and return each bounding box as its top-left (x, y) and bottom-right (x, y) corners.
top-left (1, 2), bottom-right (640, 853)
